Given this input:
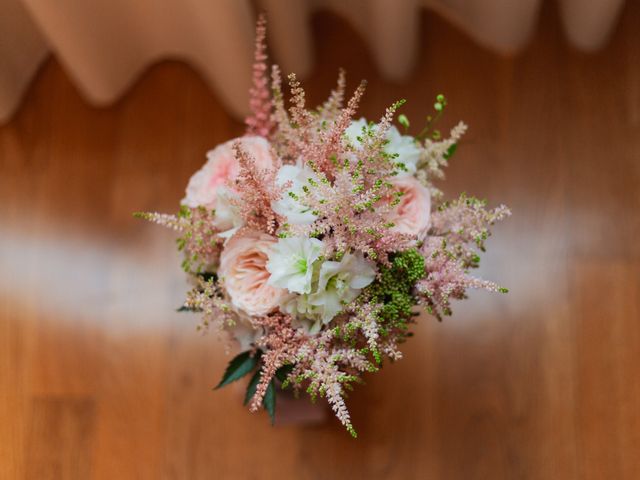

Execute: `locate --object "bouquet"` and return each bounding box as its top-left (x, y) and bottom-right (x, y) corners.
top-left (137, 16), bottom-right (510, 437)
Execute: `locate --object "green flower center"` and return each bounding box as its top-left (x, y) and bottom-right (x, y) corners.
top-left (296, 257), bottom-right (308, 274)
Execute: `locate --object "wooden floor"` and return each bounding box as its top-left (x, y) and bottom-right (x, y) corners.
top-left (1, 4), bottom-right (639, 480)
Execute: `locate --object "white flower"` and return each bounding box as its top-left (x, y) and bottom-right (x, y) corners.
top-left (280, 294), bottom-right (323, 334)
top-left (344, 118), bottom-right (420, 176)
top-left (271, 164), bottom-right (318, 225)
top-left (344, 118), bottom-right (369, 146)
top-left (212, 186), bottom-right (244, 238)
top-left (385, 125), bottom-right (421, 176)
top-left (266, 237), bottom-right (324, 294)
top-left (308, 252), bottom-right (376, 323)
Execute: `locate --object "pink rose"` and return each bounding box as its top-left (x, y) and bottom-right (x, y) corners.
top-left (219, 231), bottom-right (288, 316)
top-left (182, 136), bottom-right (276, 209)
top-left (386, 176), bottom-right (431, 239)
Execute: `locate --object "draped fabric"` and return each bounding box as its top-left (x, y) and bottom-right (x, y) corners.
top-left (0, 0), bottom-right (626, 123)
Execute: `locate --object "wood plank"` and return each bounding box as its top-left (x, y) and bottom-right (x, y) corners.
top-left (571, 262), bottom-right (640, 480)
top-left (25, 398), bottom-right (95, 480)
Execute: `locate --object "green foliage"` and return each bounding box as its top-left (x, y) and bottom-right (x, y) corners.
top-left (397, 114), bottom-right (410, 130)
top-left (444, 142), bottom-right (457, 160)
top-left (197, 272), bottom-right (217, 283)
top-left (177, 207), bottom-right (219, 274)
top-left (365, 249), bottom-right (425, 327)
top-left (214, 351), bottom-right (259, 389)
top-left (243, 369), bottom-right (277, 424)
top-left (435, 193), bottom-right (510, 264)
top-left (434, 93), bottom-right (447, 112)
top-left (177, 272), bottom-right (217, 312)
top-left (263, 380), bottom-right (276, 424)
top-left (244, 369), bottom-right (262, 405)
top-left (417, 93), bottom-right (449, 141)
top-left (275, 364), bottom-right (294, 384)
top-left (176, 305), bottom-right (201, 313)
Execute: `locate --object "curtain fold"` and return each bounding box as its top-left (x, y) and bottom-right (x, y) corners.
top-left (0, 0), bottom-right (627, 124)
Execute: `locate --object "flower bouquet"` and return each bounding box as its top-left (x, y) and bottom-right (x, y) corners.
top-left (137, 16), bottom-right (509, 437)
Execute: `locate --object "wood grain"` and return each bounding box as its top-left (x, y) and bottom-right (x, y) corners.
top-left (25, 398), bottom-right (95, 480)
top-left (1, 3), bottom-right (639, 479)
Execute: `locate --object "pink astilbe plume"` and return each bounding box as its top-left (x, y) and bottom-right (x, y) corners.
top-left (290, 326), bottom-right (378, 437)
top-left (245, 14), bottom-right (273, 137)
top-left (230, 141), bottom-right (282, 235)
top-left (287, 171), bottom-right (412, 262)
top-left (134, 208), bottom-right (223, 273)
top-left (249, 313), bottom-right (303, 412)
top-left (287, 73), bottom-right (315, 139)
top-left (429, 193), bottom-right (511, 267)
top-left (306, 347), bottom-right (358, 436)
top-left (185, 277), bottom-right (236, 333)
top-left (417, 237), bottom-right (505, 320)
top-left (278, 88), bottom-right (414, 260)
top-left (318, 68), bottom-right (346, 120)
top-left (268, 65), bottom-right (297, 161)
top-left (359, 99), bottom-right (408, 185)
top-left (416, 121), bottom-right (468, 198)
top-left (309, 80), bottom-right (367, 177)
top-left (267, 73), bottom-right (407, 258)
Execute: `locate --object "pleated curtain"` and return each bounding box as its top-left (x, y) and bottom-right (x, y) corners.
top-left (0, 0), bottom-right (626, 123)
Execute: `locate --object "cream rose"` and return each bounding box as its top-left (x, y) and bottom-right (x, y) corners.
top-left (182, 136), bottom-right (276, 210)
top-left (386, 176), bottom-right (431, 239)
top-left (219, 231), bottom-right (288, 316)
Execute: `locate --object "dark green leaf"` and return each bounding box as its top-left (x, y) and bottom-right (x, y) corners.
top-left (244, 369), bottom-right (277, 424)
top-left (214, 351), bottom-right (258, 389)
top-left (275, 364), bottom-right (294, 383)
top-left (444, 143), bottom-right (457, 160)
top-left (264, 379), bottom-right (276, 425)
top-left (244, 369), bottom-right (261, 406)
top-left (198, 272), bottom-right (217, 283)
top-left (176, 305), bottom-right (201, 313)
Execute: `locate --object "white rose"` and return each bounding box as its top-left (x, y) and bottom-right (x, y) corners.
top-left (344, 118), bottom-right (420, 176)
top-left (271, 164), bottom-right (319, 225)
top-left (385, 125), bottom-right (421, 176)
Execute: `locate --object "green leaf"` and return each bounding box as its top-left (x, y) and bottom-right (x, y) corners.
top-left (444, 143), bottom-right (457, 160)
top-left (397, 114), bottom-right (410, 130)
top-left (244, 369), bottom-right (278, 424)
top-left (197, 272), bottom-right (217, 283)
top-left (176, 305), bottom-right (201, 313)
top-left (264, 380), bottom-right (276, 425)
top-left (214, 351), bottom-right (258, 389)
top-left (275, 364), bottom-right (294, 383)
top-left (243, 369), bottom-right (261, 406)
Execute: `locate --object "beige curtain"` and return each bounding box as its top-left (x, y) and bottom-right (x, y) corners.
top-left (0, 0), bottom-right (626, 124)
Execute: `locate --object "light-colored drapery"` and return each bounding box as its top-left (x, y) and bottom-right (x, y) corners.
top-left (0, 0), bottom-right (626, 124)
